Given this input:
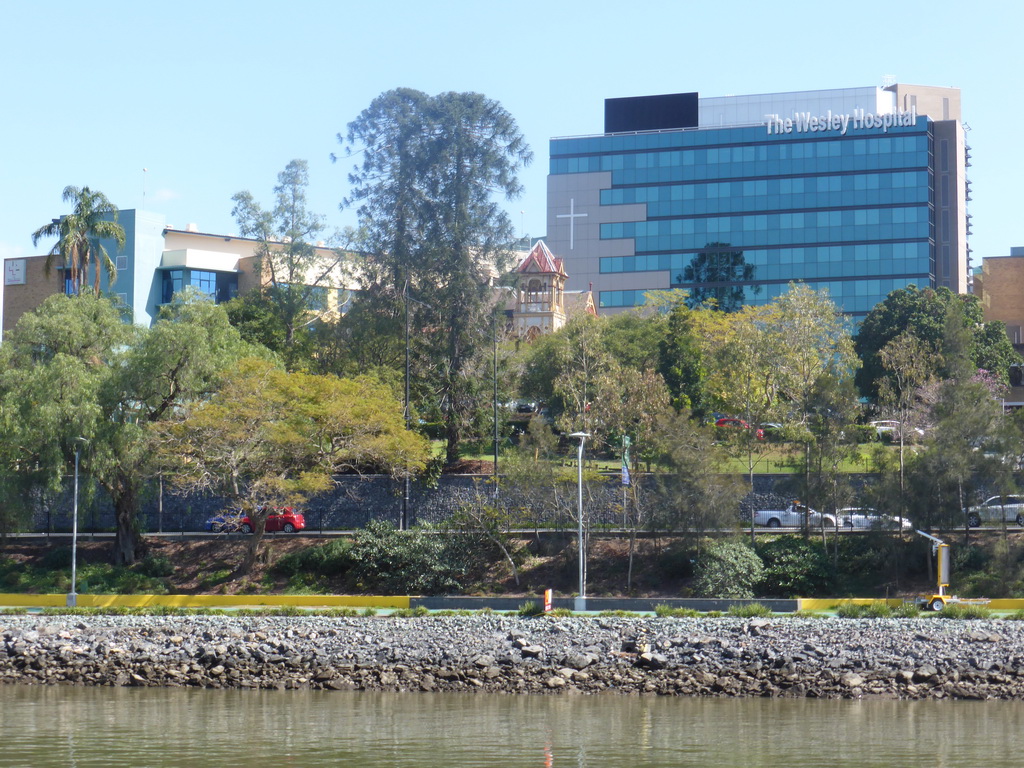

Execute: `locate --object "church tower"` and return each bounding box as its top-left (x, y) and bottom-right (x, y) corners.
top-left (513, 241), bottom-right (568, 340)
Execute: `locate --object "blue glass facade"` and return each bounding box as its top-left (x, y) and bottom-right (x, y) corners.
top-left (161, 268), bottom-right (238, 305)
top-left (549, 117), bottom-right (936, 316)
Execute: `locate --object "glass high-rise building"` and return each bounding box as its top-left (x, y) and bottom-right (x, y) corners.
top-left (546, 84), bottom-right (968, 317)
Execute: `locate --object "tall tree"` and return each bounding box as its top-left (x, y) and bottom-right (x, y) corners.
top-left (31, 185), bottom-right (126, 297)
top-left (231, 160), bottom-right (347, 368)
top-left (855, 285), bottom-right (1020, 399)
top-left (340, 89), bottom-right (532, 465)
top-left (658, 296), bottom-right (709, 415)
top-left (878, 331), bottom-right (936, 493)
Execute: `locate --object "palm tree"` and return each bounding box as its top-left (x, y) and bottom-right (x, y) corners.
top-left (31, 186), bottom-right (126, 296)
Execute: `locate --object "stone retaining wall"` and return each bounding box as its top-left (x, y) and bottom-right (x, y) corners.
top-left (4, 614), bottom-right (1024, 700)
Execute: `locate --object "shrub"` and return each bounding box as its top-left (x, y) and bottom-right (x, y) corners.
top-left (321, 607), bottom-right (360, 617)
top-left (547, 608), bottom-right (573, 618)
top-left (40, 547), bottom-right (73, 569)
top-left (272, 539), bottom-right (354, 578)
top-left (756, 537), bottom-right (833, 597)
top-left (347, 520), bottom-right (481, 595)
top-left (692, 541), bottom-right (764, 599)
top-left (861, 602), bottom-right (893, 619)
top-left (727, 602), bottom-right (772, 618)
top-left (391, 606), bottom-right (430, 618)
top-left (935, 603), bottom-right (992, 620)
top-left (655, 604), bottom-right (701, 618)
top-left (518, 600), bottom-right (542, 617)
top-left (136, 555), bottom-right (174, 578)
top-left (835, 602), bottom-right (866, 618)
top-left (893, 602), bottom-right (921, 618)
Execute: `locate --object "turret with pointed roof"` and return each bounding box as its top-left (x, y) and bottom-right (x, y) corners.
top-left (511, 240), bottom-right (593, 339)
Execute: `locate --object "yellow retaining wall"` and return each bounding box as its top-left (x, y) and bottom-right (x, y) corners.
top-left (0, 594), bottom-right (410, 609)
top-left (800, 597), bottom-right (1024, 612)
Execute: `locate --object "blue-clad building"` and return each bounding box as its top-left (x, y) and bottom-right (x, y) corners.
top-left (546, 84), bottom-right (968, 317)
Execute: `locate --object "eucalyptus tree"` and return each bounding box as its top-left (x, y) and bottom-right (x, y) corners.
top-left (878, 331), bottom-right (936, 494)
top-left (907, 304), bottom-right (1006, 531)
top-left (231, 160), bottom-right (348, 368)
top-left (31, 185), bottom-right (126, 296)
top-left (339, 88), bottom-right (532, 465)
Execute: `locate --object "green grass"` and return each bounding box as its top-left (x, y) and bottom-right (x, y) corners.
top-left (654, 604), bottom-right (701, 618)
top-left (517, 600), bottom-right (543, 617)
top-left (727, 602), bottom-right (773, 618)
top-left (934, 603), bottom-right (992, 620)
top-left (390, 606), bottom-right (431, 618)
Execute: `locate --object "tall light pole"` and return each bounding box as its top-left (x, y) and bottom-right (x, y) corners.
top-left (68, 437), bottom-right (87, 607)
top-left (569, 432), bottom-right (589, 612)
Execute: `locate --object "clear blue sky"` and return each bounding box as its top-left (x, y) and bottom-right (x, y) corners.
top-left (2, 0), bottom-right (1020, 267)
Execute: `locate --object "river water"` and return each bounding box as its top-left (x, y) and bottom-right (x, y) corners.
top-left (1, 686), bottom-right (1021, 767)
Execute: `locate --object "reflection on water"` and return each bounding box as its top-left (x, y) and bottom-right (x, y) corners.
top-left (2, 685), bottom-right (1023, 767)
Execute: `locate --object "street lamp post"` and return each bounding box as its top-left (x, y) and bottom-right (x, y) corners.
top-left (568, 432), bottom-right (590, 612)
top-left (68, 439), bottom-right (86, 607)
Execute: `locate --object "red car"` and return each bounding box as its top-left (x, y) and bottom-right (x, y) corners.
top-left (205, 507), bottom-right (306, 533)
top-left (715, 417), bottom-right (765, 440)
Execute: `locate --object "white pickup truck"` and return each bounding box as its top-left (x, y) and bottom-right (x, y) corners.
top-left (753, 503), bottom-right (838, 529)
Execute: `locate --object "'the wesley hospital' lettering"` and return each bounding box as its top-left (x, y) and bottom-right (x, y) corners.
top-left (765, 107), bottom-right (918, 136)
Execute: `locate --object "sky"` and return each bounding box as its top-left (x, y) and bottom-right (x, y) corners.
top-left (2, 0), bottom-right (1021, 266)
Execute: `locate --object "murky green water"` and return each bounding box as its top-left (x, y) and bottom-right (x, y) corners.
top-left (1, 686), bottom-right (1021, 767)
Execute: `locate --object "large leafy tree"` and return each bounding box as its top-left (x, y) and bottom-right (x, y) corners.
top-left (155, 358), bottom-right (430, 572)
top-left (658, 296), bottom-right (710, 415)
top-left (231, 160), bottom-right (348, 368)
top-left (339, 88), bottom-right (532, 465)
top-left (855, 285), bottom-right (1020, 399)
top-left (31, 185), bottom-right (126, 297)
top-left (0, 291), bottom-right (253, 564)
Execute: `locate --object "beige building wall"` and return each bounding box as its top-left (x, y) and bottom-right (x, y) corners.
top-left (976, 251), bottom-right (1024, 345)
top-left (886, 84), bottom-right (968, 294)
top-left (886, 84), bottom-right (961, 121)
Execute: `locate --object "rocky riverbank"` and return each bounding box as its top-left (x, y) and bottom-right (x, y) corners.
top-left (4, 614), bottom-right (1024, 700)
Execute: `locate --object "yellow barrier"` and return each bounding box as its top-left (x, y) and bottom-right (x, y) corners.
top-left (0, 594), bottom-right (410, 609)
top-left (800, 597), bottom-right (1024, 612)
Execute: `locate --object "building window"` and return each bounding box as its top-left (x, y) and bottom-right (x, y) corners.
top-left (215, 273), bottom-right (238, 304)
top-left (162, 270), bottom-right (183, 304)
top-left (190, 270), bottom-right (217, 298)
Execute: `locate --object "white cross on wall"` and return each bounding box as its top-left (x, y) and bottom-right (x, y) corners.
top-left (556, 198), bottom-right (588, 250)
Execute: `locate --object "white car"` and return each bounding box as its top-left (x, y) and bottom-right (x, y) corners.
top-left (964, 496), bottom-right (1024, 527)
top-left (869, 420), bottom-right (925, 442)
top-left (839, 507), bottom-right (912, 531)
top-left (753, 503), bottom-right (838, 528)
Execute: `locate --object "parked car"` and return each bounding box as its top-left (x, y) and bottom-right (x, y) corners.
top-left (204, 507), bottom-right (306, 533)
top-left (839, 507), bottom-right (912, 531)
top-left (753, 503), bottom-right (838, 528)
top-left (715, 417), bottom-right (765, 440)
top-left (964, 496), bottom-right (1024, 527)
top-left (869, 420), bottom-right (925, 442)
